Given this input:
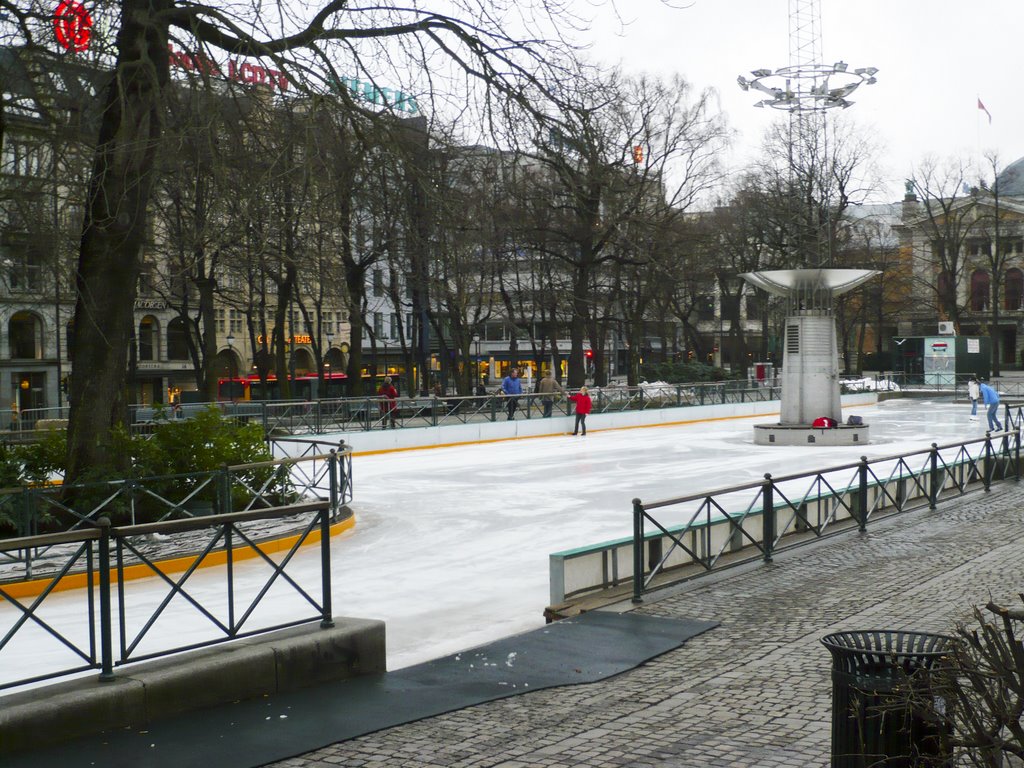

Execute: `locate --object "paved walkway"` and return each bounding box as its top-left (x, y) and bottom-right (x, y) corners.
top-left (267, 481), bottom-right (1024, 768)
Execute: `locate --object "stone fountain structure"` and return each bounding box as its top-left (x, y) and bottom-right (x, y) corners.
top-left (741, 268), bottom-right (879, 446)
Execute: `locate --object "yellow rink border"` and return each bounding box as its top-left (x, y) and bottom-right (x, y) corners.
top-left (2, 514), bottom-right (355, 601)
top-left (350, 402), bottom-right (877, 457)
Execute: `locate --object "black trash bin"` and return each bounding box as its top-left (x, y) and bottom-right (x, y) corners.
top-left (821, 630), bottom-right (954, 768)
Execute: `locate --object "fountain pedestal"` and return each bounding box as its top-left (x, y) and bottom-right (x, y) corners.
top-left (741, 269), bottom-right (878, 447)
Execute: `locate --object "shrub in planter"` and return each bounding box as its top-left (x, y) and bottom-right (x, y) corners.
top-left (640, 361), bottom-right (733, 384)
top-left (129, 407), bottom-right (278, 521)
top-left (1, 408), bottom-right (280, 528)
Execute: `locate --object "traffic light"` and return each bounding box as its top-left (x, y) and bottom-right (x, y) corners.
top-left (584, 349), bottom-right (593, 359)
top-left (632, 145), bottom-right (643, 164)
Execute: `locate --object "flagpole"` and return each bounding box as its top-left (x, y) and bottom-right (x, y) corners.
top-left (976, 95), bottom-right (981, 164)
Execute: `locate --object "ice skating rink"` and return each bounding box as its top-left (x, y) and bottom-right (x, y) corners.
top-left (0, 398), bottom-right (993, 687)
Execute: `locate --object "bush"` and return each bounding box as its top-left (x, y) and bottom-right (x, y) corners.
top-left (128, 407), bottom-right (279, 521)
top-left (132, 406), bottom-right (270, 477)
top-left (896, 597), bottom-right (1024, 765)
top-left (1, 408), bottom-right (279, 528)
top-left (640, 361), bottom-right (734, 384)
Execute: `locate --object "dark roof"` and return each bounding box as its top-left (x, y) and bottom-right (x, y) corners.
top-left (996, 156), bottom-right (1024, 198)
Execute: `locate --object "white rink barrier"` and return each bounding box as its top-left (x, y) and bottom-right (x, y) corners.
top-left (278, 393), bottom-right (878, 456)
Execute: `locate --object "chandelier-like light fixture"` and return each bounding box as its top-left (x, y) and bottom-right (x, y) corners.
top-left (737, 62), bottom-right (877, 112)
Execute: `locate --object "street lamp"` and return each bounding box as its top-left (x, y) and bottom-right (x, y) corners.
top-left (325, 329), bottom-right (334, 378)
top-left (226, 333), bottom-right (237, 400)
top-left (473, 334), bottom-right (481, 384)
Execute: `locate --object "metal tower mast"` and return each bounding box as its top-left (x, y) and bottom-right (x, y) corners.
top-left (737, 1), bottom-right (878, 268)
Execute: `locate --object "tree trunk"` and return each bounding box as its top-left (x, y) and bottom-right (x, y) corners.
top-left (343, 265), bottom-right (368, 395)
top-left (65, 0), bottom-right (171, 483)
top-left (196, 275), bottom-right (218, 400)
top-left (273, 264), bottom-right (297, 399)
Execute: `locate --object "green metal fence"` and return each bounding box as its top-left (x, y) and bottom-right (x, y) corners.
top-left (629, 406), bottom-right (1023, 603)
top-left (0, 443), bottom-right (351, 580)
top-left (0, 499), bottom-right (335, 691)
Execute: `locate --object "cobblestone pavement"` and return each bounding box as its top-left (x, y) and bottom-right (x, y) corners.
top-left (268, 484), bottom-right (1024, 768)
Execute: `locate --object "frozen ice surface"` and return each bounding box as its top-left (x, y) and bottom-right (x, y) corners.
top-left (0, 398), bottom-right (992, 687)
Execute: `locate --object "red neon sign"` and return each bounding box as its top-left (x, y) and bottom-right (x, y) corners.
top-left (54, 1), bottom-right (93, 53)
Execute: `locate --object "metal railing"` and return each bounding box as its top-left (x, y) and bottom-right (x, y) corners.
top-left (0, 443), bottom-right (352, 579)
top-left (0, 500), bottom-right (334, 691)
top-left (845, 372), bottom-right (1024, 398)
top-left (629, 407), bottom-right (1023, 603)
top-left (6, 373), bottom-right (1024, 438)
top-left (8, 381), bottom-right (778, 437)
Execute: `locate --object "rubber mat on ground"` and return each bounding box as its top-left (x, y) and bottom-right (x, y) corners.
top-left (12, 611), bottom-right (717, 768)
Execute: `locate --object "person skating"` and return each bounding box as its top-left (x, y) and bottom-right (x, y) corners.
top-left (979, 379), bottom-right (1002, 432)
top-left (538, 370), bottom-right (563, 418)
top-left (967, 376), bottom-right (980, 421)
top-left (568, 386), bottom-right (592, 436)
top-left (501, 368), bottom-right (523, 420)
top-left (377, 376), bottom-right (399, 428)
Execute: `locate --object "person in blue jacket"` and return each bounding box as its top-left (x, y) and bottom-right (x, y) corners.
top-left (501, 368), bottom-right (523, 420)
top-left (979, 380), bottom-right (1003, 432)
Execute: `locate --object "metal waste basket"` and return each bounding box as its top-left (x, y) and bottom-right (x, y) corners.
top-left (821, 630), bottom-right (954, 767)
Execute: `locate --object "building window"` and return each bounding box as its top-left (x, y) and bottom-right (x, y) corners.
top-left (970, 270), bottom-right (990, 312)
top-left (138, 264), bottom-right (155, 295)
top-left (8, 312), bottom-right (40, 359)
top-left (484, 322), bottom-right (505, 341)
top-left (1000, 238), bottom-right (1023, 257)
top-left (696, 295), bottom-right (715, 322)
top-left (138, 316), bottom-right (158, 361)
top-left (390, 313), bottom-right (399, 340)
top-left (0, 140), bottom-right (49, 177)
top-left (373, 269), bottom-right (384, 297)
top-left (229, 310), bottom-right (243, 334)
top-left (373, 312), bottom-right (384, 338)
top-left (966, 239), bottom-right (991, 258)
top-left (166, 317), bottom-right (191, 360)
top-left (2, 243), bottom-right (42, 292)
top-left (215, 308), bottom-right (226, 333)
top-left (1006, 268), bottom-right (1024, 310)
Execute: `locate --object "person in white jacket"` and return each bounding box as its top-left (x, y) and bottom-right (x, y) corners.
top-left (968, 376), bottom-right (980, 421)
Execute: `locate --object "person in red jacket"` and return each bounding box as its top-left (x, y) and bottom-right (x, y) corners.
top-left (567, 386), bottom-right (592, 436)
top-left (377, 376), bottom-right (399, 428)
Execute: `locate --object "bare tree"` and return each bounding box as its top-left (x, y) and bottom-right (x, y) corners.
top-left (836, 209), bottom-right (913, 373)
top-left (971, 152), bottom-right (1018, 375)
top-left (894, 596), bottom-right (1024, 767)
top-left (517, 64), bottom-right (726, 387)
top-left (425, 142), bottom-right (506, 394)
top-left (1, 0), bottom-right (607, 479)
top-left (905, 155), bottom-right (981, 334)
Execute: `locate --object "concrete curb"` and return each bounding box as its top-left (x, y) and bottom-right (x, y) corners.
top-left (0, 617), bottom-right (385, 756)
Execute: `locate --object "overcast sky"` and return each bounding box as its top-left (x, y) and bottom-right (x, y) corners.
top-left (584, 0), bottom-right (1024, 202)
